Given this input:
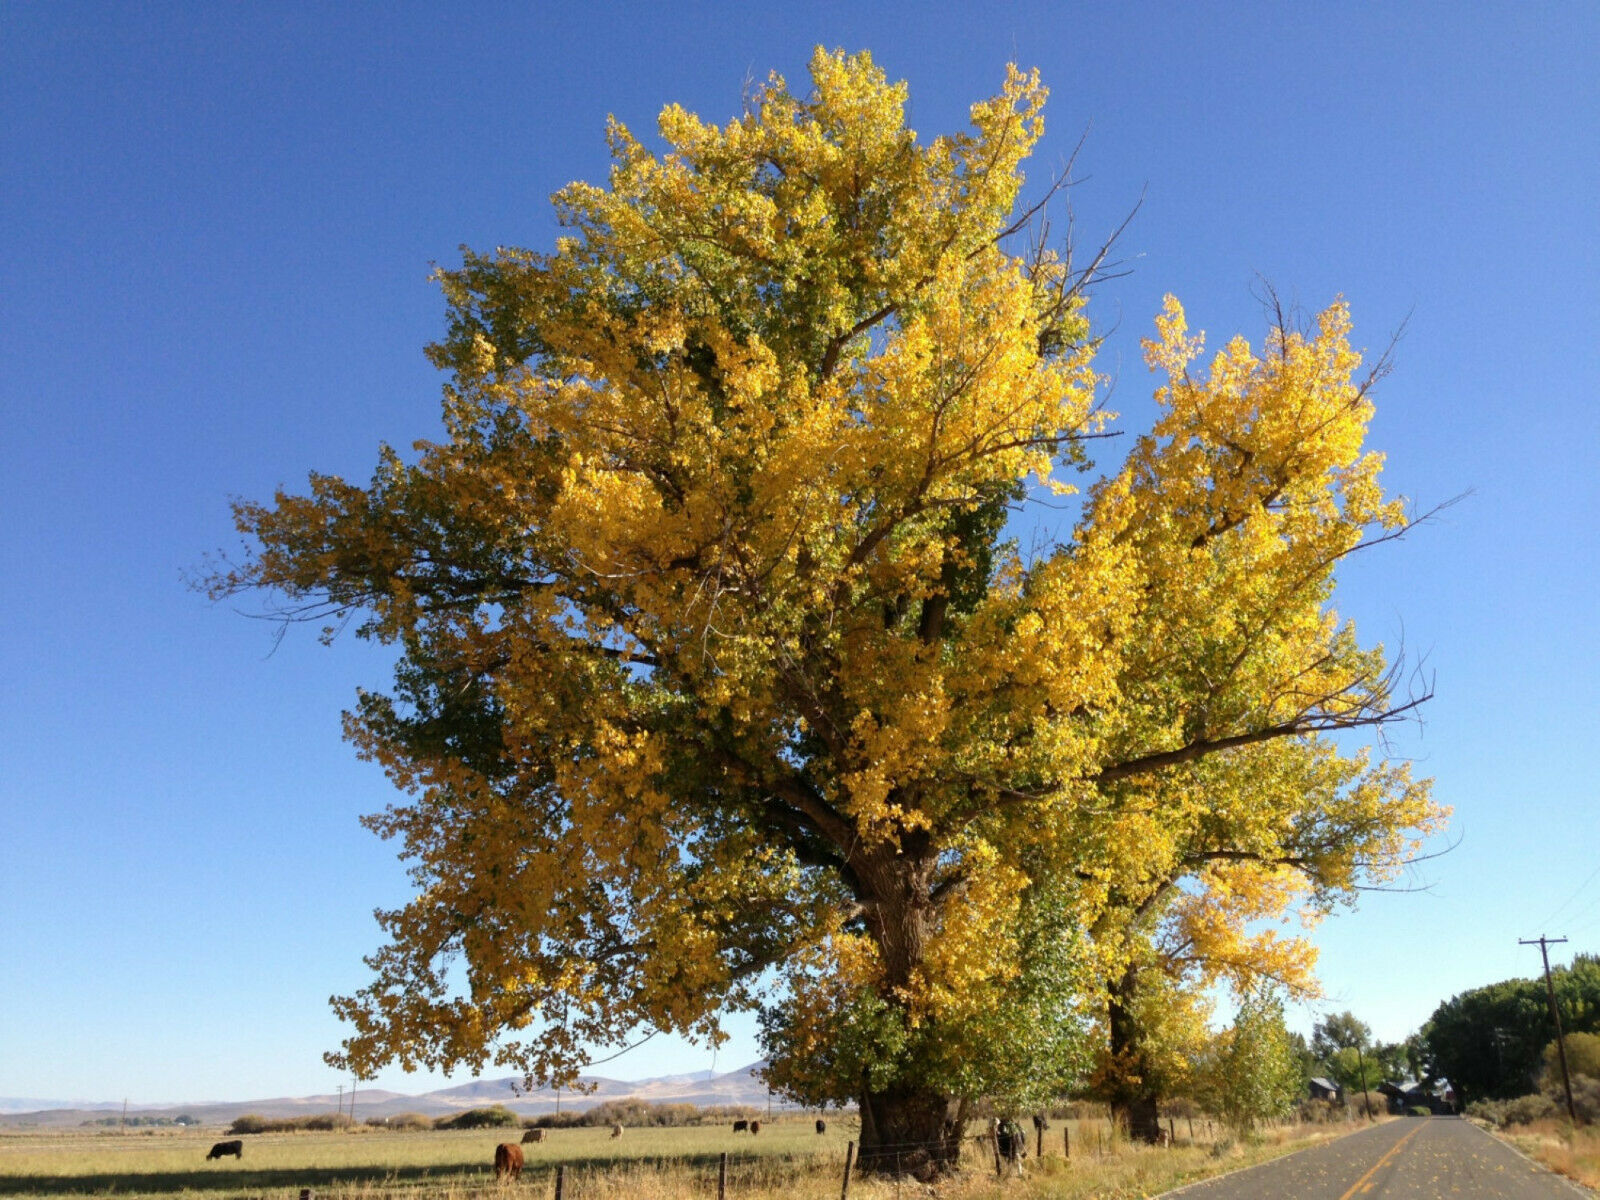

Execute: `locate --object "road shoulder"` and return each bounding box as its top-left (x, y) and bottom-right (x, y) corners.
top-left (1466, 1118), bottom-right (1597, 1197)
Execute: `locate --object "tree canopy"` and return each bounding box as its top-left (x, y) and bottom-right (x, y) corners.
top-left (1424, 954), bottom-right (1600, 1101)
top-left (210, 49), bottom-right (1440, 1172)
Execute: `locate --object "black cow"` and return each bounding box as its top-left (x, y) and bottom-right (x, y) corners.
top-left (206, 1139), bottom-right (243, 1160)
top-left (815, 1118), bottom-right (827, 1134)
top-left (732, 1119), bottom-right (749, 1132)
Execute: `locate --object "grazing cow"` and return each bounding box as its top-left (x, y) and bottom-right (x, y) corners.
top-left (732, 1119), bottom-right (749, 1133)
top-left (1032, 1113), bottom-right (1049, 1132)
top-left (749, 1120), bottom-right (761, 1135)
top-left (521, 1128), bottom-right (545, 1143)
top-left (494, 1142), bottom-right (524, 1182)
top-left (610, 1123), bottom-right (623, 1139)
top-left (206, 1140), bottom-right (243, 1160)
top-left (815, 1118), bottom-right (826, 1135)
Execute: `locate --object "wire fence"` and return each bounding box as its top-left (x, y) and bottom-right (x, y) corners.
top-left (273, 1115), bottom-right (1246, 1199)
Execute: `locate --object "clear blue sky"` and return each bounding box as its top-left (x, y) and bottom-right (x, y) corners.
top-left (2, 2), bottom-right (1595, 1105)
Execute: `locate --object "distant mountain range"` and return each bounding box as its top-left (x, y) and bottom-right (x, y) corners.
top-left (0, 1062), bottom-right (775, 1128)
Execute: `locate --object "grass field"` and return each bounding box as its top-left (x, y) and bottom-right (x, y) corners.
top-left (0, 1114), bottom-right (1368, 1199)
top-left (1496, 1118), bottom-right (1600, 1190)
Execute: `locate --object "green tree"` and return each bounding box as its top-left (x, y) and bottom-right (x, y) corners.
top-left (1423, 955), bottom-right (1600, 1102)
top-left (1200, 990), bottom-right (1303, 1133)
top-left (209, 49), bottom-right (1433, 1175)
top-left (1311, 1011), bottom-right (1371, 1062)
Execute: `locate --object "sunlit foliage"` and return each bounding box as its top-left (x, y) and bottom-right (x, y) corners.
top-left (210, 48), bottom-right (1438, 1168)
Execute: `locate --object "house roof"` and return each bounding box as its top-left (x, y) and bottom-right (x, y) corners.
top-left (1309, 1077), bottom-right (1342, 1091)
top-left (1377, 1078), bottom-right (1430, 1096)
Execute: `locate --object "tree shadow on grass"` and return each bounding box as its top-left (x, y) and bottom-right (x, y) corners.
top-left (0, 1161), bottom-right (485, 1197)
top-left (0, 1150), bottom-right (806, 1196)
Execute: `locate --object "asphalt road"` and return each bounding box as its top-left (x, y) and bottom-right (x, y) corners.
top-left (1161, 1117), bottom-right (1590, 1199)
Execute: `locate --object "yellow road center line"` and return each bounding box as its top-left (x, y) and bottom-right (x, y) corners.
top-left (1336, 1122), bottom-right (1425, 1200)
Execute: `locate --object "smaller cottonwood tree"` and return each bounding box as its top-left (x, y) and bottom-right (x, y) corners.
top-left (1199, 990), bottom-right (1303, 1133)
top-left (1092, 737), bottom-right (1439, 1140)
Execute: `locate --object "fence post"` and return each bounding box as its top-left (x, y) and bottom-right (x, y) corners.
top-left (840, 1140), bottom-right (854, 1200)
top-left (1188, 1116), bottom-right (1194, 1141)
top-left (554, 1164), bottom-right (565, 1200)
top-left (1168, 1117), bottom-right (1176, 1147)
top-left (718, 1151), bottom-right (727, 1200)
top-left (991, 1126), bottom-right (1003, 1176)
top-left (1036, 1121), bottom-right (1043, 1160)
top-left (1063, 1124), bottom-right (1070, 1159)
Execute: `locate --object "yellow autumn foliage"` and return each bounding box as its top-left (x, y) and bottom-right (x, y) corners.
top-left (210, 49), bottom-right (1441, 1153)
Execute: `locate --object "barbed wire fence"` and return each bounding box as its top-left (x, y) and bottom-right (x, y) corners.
top-left (280, 1112), bottom-right (1235, 1199)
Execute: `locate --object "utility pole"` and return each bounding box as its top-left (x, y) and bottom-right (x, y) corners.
top-left (1354, 1043), bottom-right (1375, 1122)
top-left (336, 1083), bottom-right (344, 1120)
top-left (1520, 936), bottom-right (1578, 1125)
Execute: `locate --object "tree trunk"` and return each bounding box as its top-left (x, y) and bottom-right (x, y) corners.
top-left (1118, 1089), bottom-right (1163, 1144)
top-left (1106, 968), bottom-right (1166, 1144)
top-left (856, 1081), bottom-right (967, 1177)
top-left (848, 841), bottom-right (967, 1177)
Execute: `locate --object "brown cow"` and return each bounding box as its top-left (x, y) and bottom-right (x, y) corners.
top-left (749, 1120), bottom-right (761, 1135)
top-left (205, 1140), bottom-right (243, 1160)
top-left (610, 1122), bottom-right (623, 1138)
top-left (494, 1142), bottom-right (524, 1181)
top-left (521, 1127), bottom-right (546, 1144)
top-left (815, 1118), bottom-right (826, 1134)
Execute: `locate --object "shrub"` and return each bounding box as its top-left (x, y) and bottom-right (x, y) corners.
top-left (229, 1113), bottom-right (358, 1134)
top-left (1503, 1093), bottom-right (1560, 1126)
top-left (1539, 1072), bottom-right (1600, 1123)
top-left (1544, 1033), bottom-right (1600, 1086)
top-left (695, 1105), bottom-right (765, 1126)
top-left (435, 1105), bottom-right (521, 1130)
top-left (530, 1111), bottom-right (586, 1129)
top-left (526, 1100), bottom-right (758, 1129)
top-left (1466, 1098), bottom-right (1507, 1126)
top-left (378, 1112), bottom-right (436, 1130)
top-left (580, 1100), bottom-right (702, 1128)
top-left (1350, 1091), bottom-right (1383, 1118)
top-left (1296, 1098), bottom-right (1336, 1124)
top-left (302, 1114), bottom-right (355, 1131)
top-left (1574, 1075), bottom-right (1600, 1122)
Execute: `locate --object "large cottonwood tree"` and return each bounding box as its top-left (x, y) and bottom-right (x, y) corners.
top-left (211, 50), bottom-right (1435, 1173)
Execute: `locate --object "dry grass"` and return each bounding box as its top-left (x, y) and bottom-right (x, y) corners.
top-left (1497, 1118), bottom-right (1600, 1189)
top-left (0, 1114), bottom-right (1367, 1199)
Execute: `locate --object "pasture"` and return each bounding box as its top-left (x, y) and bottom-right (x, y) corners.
top-left (0, 1114), bottom-right (1361, 1199)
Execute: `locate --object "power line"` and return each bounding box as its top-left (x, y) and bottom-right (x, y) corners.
top-left (1534, 861), bottom-right (1600, 930)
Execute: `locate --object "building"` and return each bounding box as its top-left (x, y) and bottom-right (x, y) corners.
top-left (1308, 1077), bottom-right (1344, 1104)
